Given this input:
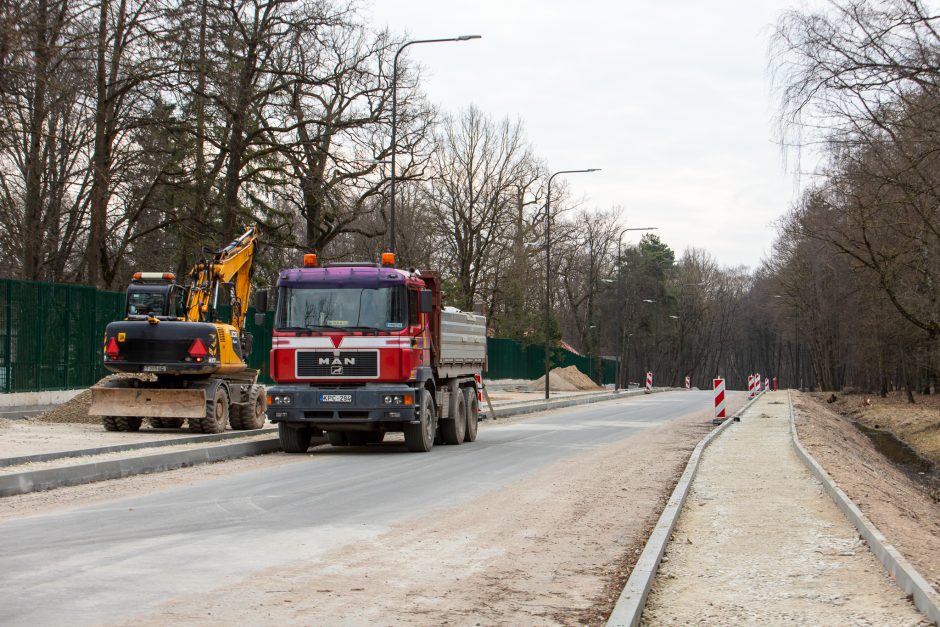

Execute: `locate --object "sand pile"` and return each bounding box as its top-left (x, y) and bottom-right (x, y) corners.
top-left (35, 373), bottom-right (151, 424)
top-left (529, 366), bottom-right (601, 392)
top-left (38, 389), bottom-right (95, 424)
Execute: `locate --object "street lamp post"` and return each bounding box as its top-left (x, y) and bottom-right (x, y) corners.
top-left (543, 168), bottom-right (600, 400)
top-left (613, 226), bottom-right (656, 390)
top-left (390, 35), bottom-right (481, 254)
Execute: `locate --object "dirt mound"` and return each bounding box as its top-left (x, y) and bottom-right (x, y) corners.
top-left (35, 374), bottom-right (151, 425)
top-left (37, 389), bottom-right (95, 424)
top-left (529, 365), bottom-right (601, 392)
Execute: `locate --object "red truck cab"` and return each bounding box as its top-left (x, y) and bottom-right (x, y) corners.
top-left (264, 254), bottom-right (486, 453)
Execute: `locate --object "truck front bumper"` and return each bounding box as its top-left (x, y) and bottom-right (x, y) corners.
top-left (265, 384), bottom-right (418, 426)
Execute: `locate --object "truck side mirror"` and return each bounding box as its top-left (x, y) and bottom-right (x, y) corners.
top-left (419, 290), bottom-right (433, 314)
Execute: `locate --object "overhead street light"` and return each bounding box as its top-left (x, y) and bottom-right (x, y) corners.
top-left (389, 35), bottom-right (482, 254)
top-left (543, 168), bottom-right (601, 400)
top-left (614, 226), bottom-right (657, 390)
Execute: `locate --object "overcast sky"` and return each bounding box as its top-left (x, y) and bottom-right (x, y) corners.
top-left (366, 0), bottom-right (810, 270)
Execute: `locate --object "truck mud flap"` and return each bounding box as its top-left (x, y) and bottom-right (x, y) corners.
top-left (88, 387), bottom-right (207, 418)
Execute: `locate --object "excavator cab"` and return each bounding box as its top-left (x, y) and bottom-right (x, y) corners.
top-left (125, 273), bottom-right (187, 320)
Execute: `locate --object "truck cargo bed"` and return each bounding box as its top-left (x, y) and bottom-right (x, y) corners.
top-left (439, 309), bottom-right (486, 376)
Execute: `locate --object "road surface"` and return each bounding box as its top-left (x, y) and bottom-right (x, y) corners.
top-left (0, 391), bottom-right (716, 625)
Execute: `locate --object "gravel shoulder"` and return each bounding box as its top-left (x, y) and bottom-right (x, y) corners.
top-left (792, 391), bottom-right (940, 596)
top-left (642, 391), bottom-right (930, 626)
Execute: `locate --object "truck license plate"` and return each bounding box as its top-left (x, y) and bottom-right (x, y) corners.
top-left (142, 365), bottom-right (167, 372)
top-left (320, 394), bottom-right (352, 403)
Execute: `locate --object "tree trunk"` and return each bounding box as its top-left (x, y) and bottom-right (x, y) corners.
top-left (85, 0), bottom-right (112, 287)
top-left (22, 0), bottom-right (51, 280)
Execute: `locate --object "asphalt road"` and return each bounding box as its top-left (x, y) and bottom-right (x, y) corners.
top-left (0, 390), bottom-right (714, 625)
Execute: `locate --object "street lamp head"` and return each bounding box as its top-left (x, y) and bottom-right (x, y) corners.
top-left (669, 315), bottom-right (680, 319)
top-left (642, 299), bottom-right (655, 303)
top-left (586, 168), bottom-right (601, 172)
top-left (457, 34), bottom-right (482, 40)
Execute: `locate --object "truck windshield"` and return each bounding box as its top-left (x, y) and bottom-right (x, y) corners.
top-left (277, 286), bottom-right (407, 331)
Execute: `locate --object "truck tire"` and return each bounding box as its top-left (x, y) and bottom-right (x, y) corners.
top-left (440, 389), bottom-right (466, 445)
top-left (230, 385), bottom-right (266, 430)
top-left (189, 387), bottom-right (229, 434)
top-left (148, 418), bottom-right (184, 429)
top-left (102, 416), bottom-right (143, 432)
top-left (279, 422), bottom-right (312, 453)
top-left (463, 387), bottom-right (479, 443)
top-left (327, 431), bottom-right (348, 446)
top-left (404, 391), bottom-right (435, 452)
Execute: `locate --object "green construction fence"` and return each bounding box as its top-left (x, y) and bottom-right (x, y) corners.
top-left (0, 278), bottom-right (614, 393)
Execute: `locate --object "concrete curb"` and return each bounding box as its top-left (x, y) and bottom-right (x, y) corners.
top-left (0, 389), bottom-right (84, 408)
top-left (787, 390), bottom-right (940, 624)
top-left (0, 427), bottom-right (278, 468)
top-left (0, 437), bottom-right (299, 497)
top-left (606, 390), bottom-right (764, 627)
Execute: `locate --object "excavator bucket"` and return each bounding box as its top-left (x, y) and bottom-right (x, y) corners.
top-left (88, 387), bottom-right (207, 418)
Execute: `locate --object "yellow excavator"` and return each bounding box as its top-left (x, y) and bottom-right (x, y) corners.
top-left (88, 227), bottom-right (265, 433)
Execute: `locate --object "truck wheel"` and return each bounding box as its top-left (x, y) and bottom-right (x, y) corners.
top-left (230, 385), bottom-right (266, 430)
top-left (440, 389), bottom-right (466, 445)
top-left (190, 387), bottom-right (229, 434)
top-left (279, 422), bottom-right (312, 453)
top-left (103, 416), bottom-right (143, 432)
top-left (404, 392), bottom-right (435, 452)
top-left (327, 431), bottom-right (348, 446)
top-left (149, 418), bottom-right (184, 429)
top-left (463, 387), bottom-right (479, 442)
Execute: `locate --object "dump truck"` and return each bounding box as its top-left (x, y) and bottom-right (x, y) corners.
top-left (88, 227), bottom-right (265, 433)
top-left (261, 252), bottom-right (487, 453)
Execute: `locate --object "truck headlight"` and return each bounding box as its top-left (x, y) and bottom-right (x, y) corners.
top-left (382, 394), bottom-right (413, 405)
top-left (272, 395), bottom-right (291, 405)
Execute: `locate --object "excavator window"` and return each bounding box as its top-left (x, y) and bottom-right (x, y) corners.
top-left (127, 291), bottom-right (166, 317)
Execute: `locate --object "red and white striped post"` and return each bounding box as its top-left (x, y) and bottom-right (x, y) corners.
top-left (684, 376), bottom-right (690, 389)
top-left (713, 377), bottom-right (726, 422)
top-left (645, 371), bottom-right (653, 394)
top-left (764, 377), bottom-right (769, 392)
top-left (747, 374), bottom-right (754, 399)
top-left (756, 373), bottom-right (762, 394)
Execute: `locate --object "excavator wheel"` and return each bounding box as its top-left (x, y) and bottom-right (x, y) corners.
top-left (230, 385), bottom-right (266, 430)
top-left (148, 418), bottom-right (185, 429)
top-left (102, 416), bottom-right (143, 432)
top-left (188, 387), bottom-right (229, 434)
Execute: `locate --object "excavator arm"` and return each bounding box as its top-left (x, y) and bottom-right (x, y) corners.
top-left (185, 227), bottom-right (257, 332)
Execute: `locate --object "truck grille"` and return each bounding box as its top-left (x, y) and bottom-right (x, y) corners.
top-left (296, 351), bottom-right (378, 378)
